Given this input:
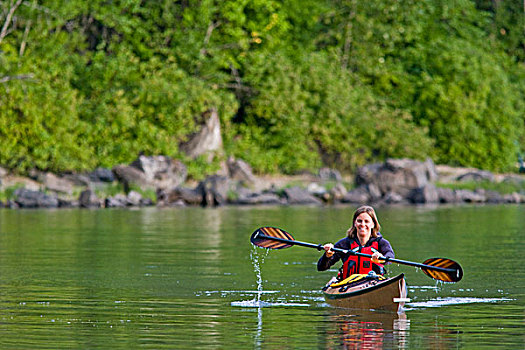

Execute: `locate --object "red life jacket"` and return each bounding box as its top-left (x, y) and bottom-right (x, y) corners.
top-left (341, 239), bottom-right (384, 279)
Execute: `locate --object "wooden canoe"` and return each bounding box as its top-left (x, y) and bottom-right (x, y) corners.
top-left (322, 273), bottom-right (407, 313)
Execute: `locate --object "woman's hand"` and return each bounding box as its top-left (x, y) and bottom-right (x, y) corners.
top-left (371, 252), bottom-right (385, 264)
top-left (323, 243), bottom-right (335, 258)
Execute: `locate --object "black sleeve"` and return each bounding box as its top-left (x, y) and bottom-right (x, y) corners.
top-left (317, 252), bottom-right (340, 271)
top-left (316, 237), bottom-right (348, 271)
top-left (378, 237), bottom-right (395, 262)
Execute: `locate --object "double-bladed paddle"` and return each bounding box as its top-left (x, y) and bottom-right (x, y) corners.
top-left (250, 226), bottom-right (463, 283)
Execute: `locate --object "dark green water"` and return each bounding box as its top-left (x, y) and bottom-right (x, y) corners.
top-left (1, 205), bottom-right (523, 349)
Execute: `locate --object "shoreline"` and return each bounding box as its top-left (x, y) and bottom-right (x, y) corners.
top-left (1, 158), bottom-right (524, 210)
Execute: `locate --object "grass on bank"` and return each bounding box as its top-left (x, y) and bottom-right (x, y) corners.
top-left (437, 179), bottom-right (525, 194)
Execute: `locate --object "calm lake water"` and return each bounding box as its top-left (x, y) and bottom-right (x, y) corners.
top-left (0, 205), bottom-right (523, 349)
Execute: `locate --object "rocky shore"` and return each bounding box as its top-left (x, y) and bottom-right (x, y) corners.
top-left (1, 156), bottom-right (524, 209)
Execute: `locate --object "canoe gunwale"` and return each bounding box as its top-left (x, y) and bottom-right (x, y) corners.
top-left (323, 273), bottom-right (405, 300)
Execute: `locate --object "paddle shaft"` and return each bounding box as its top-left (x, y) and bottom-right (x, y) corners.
top-left (255, 232), bottom-right (457, 274)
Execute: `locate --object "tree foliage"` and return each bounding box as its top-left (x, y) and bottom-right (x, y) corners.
top-left (0, 0), bottom-right (523, 175)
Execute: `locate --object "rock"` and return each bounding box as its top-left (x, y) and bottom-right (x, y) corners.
top-left (1, 175), bottom-right (41, 191)
top-left (355, 158), bottom-right (437, 200)
top-left (89, 167), bottom-right (115, 183)
top-left (14, 188), bottom-right (59, 208)
top-left (501, 175), bottom-right (525, 185)
top-left (139, 197), bottom-right (154, 206)
top-left (236, 192), bottom-right (282, 205)
top-left (113, 165), bottom-right (148, 190)
top-left (105, 194), bottom-right (128, 208)
top-left (480, 190), bottom-right (505, 204)
top-left (126, 191), bottom-right (143, 206)
top-left (329, 183), bottom-right (347, 202)
top-left (342, 186), bottom-right (370, 204)
top-left (367, 184), bottom-right (382, 202)
top-left (454, 189), bottom-right (485, 203)
top-left (58, 198), bottom-right (79, 208)
top-left (379, 158), bottom-right (434, 196)
top-left (197, 175), bottom-right (229, 207)
top-left (179, 108), bottom-right (223, 161)
top-left (355, 163), bottom-right (383, 187)
top-left (29, 170), bottom-right (75, 194)
top-left (457, 170), bottom-right (495, 182)
top-left (41, 172), bottom-right (75, 195)
top-left (409, 184), bottom-right (439, 204)
top-left (125, 190), bottom-right (153, 206)
top-left (383, 191), bottom-right (405, 204)
top-left (79, 189), bottom-right (102, 208)
top-left (437, 187), bottom-right (457, 203)
top-left (105, 191), bottom-right (152, 207)
top-left (283, 186), bottom-right (322, 205)
top-left (424, 158), bottom-right (439, 183)
top-left (5, 200), bottom-right (18, 209)
top-left (319, 168), bottom-right (342, 182)
top-left (227, 157), bottom-right (258, 186)
top-left (157, 187), bottom-right (203, 206)
top-left (62, 173), bottom-right (91, 187)
top-left (113, 156), bottom-right (186, 191)
top-left (130, 155), bottom-right (187, 190)
top-left (307, 182), bottom-right (327, 196)
top-left (503, 192), bottom-right (521, 203)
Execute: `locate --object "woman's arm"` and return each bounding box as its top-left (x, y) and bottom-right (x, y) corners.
top-left (317, 252), bottom-right (339, 271)
top-left (317, 237), bottom-right (349, 271)
top-left (378, 238), bottom-right (395, 262)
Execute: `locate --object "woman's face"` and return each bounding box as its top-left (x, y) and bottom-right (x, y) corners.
top-left (355, 212), bottom-right (375, 245)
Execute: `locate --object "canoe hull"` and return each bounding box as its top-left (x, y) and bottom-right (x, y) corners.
top-left (323, 273), bottom-right (407, 313)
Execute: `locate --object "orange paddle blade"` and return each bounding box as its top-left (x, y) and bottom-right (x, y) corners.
top-left (250, 227), bottom-right (295, 249)
top-left (422, 258), bottom-right (463, 282)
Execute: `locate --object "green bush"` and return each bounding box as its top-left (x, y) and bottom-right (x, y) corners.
top-left (0, 0), bottom-right (523, 177)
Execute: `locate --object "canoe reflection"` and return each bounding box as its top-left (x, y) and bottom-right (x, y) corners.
top-left (325, 310), bottom-right (409, 349)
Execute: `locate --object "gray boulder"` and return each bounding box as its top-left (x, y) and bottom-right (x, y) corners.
top-left (437, 187), bottom-right (458, 203)
top-left (79, 189), bottom-right (102, 208)
top-left (456, 170), bottom-right (494, 183)
top-left (236, 192), bottom-right (282, 205)
top-left (355, 158), bottom-right (438, 201)
top-left (179, 108), bottom-right (223, 161)
top-left (105, 194), bottom-right (128, 208)
top-left (503, 193), bottom-right (522, 203)
top-left (383, 191), bottom-right (406, 204)
top-left (227, 157), bottom-right (258, 186)
top-left (342, 186), bottom-right (370, 204)
top-left (454, 189), bottom-right (485, 203)
top-left (480, 190), bottom-right (505, 204)
top-left (42, 172), bottom-right (75, 195)
top-left (409, 184), bottom-right (439, 204)
top-left (89, 167), bottom-right (115, 183)
top-left (329, 183), bottom-right (347, 202)
top-left (114, 155), bottom-right (187, 191)
top-left (283, 186), bottom-right (322, 205)
top-left (157, 187), bottom-right (203, 206)
top-left (198, 175), bottom-right (229, 207)
top-left (319, 168), bottom-right (343, 183)
top-left (14, 188), bottom-right (59, 208)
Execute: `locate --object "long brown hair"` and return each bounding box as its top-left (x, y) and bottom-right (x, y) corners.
top-left (346, 205), bottom-right (381, 239)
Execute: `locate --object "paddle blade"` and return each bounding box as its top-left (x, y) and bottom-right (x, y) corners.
top-left (422, 258), bottom-right (463, 282)
top-left (250, 227), bottom-right (295, 249)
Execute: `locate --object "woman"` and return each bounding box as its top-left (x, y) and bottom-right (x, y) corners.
top-left (317, 205), bottom-right (394, 279)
